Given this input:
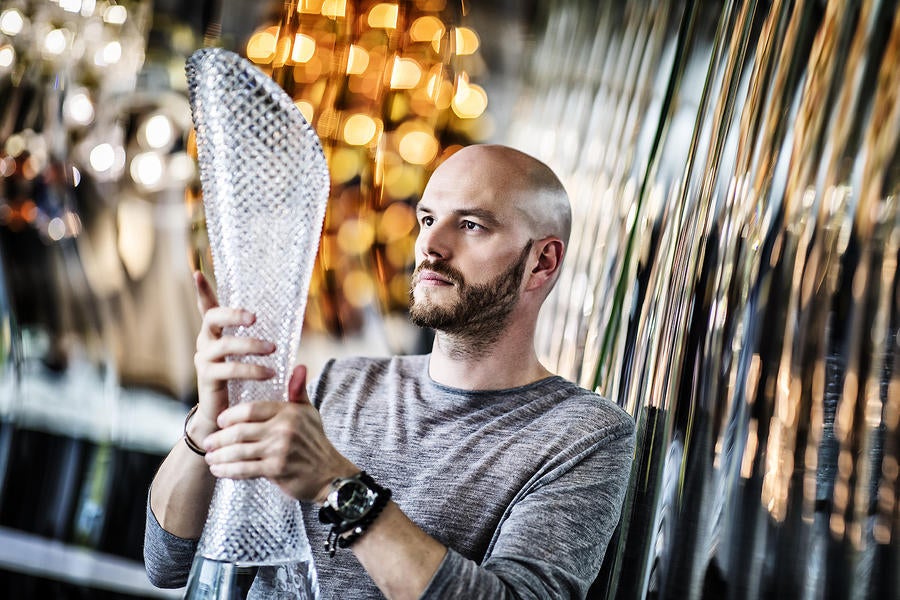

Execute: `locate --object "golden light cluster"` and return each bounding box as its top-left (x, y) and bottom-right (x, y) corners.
top-left (244, 0), bottom-right (491, 336)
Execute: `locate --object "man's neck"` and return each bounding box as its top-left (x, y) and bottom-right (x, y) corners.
top-left (427, 325), bottom-right (553, 391)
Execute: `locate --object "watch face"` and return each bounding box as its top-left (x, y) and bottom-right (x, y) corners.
top-left (334, 479), bottom-right (376, 521)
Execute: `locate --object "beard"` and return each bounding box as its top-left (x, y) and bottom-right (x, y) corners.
top-left (409, 241), bottom-right (533, 353)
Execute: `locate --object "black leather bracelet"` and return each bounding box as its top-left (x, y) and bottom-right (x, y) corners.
top-left (336, 488), bottom-right (392, 549)
top-left (321, 473), bottom-right (392, 557)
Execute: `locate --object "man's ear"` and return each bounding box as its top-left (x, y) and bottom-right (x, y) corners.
top-left (526, 238), bottom-right (564, 291)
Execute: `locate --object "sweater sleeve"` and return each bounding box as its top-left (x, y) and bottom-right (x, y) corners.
top-left (143, 493), bottom-right (199, 588)
top-left (420, 416), bottom-right (635, 600)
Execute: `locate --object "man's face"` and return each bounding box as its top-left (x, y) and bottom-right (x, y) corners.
top-left (408, 153), bottom-right (535, 338)
top-left (409, 240), bottom-right (532, 334)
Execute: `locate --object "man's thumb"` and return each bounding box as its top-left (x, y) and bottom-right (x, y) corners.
top-left (288, 365), bottom-right (311, 404)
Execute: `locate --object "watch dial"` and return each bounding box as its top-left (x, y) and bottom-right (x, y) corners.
top-left (336, 481), bottom-right (376, 520)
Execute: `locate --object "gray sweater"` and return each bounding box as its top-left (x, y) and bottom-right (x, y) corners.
top-left (144, 354), bottom-right (635, 599)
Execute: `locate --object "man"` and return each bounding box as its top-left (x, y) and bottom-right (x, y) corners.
top-left (144, 144), bottom-right (635, 599)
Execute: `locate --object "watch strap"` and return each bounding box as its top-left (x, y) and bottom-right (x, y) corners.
top-left (319, 471), bottom-right (391, 557)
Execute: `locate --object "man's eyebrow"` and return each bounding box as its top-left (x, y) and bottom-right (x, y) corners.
top-left (455, 208), bottom-right (501, 227)
top-left (415, 205), bottom-right (501, 227)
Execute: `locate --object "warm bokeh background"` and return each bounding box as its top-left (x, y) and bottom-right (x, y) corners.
top-left (0, 1), bottom-right (898, 598)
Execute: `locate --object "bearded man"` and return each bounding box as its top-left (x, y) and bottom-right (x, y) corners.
top-left (144, 144), bottom-right (635, 599)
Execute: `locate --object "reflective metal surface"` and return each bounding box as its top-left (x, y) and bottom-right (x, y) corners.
top-left (511, 1), bottom-right (900, 598)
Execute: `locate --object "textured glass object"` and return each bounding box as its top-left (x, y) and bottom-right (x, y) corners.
top-left (183, 48), bottom-right (329, 598)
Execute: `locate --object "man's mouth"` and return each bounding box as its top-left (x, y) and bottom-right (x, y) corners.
top-left (417, 269), bottom-right (454, 286)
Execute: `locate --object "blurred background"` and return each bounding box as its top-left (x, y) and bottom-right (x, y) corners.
top-left (0, 0), bottom-right (898, 598)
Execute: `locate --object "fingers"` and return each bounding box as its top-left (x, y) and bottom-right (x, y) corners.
top-left (194, 271), bottom-right (219, 315)
top-left (197, 334), bottom-right (275, 362)
top-left (204, 420), bottom-right (269, 453)
top-left (288, 365), bottom-right (311, 404)
top-left (216, 400), bottom-right (289, 429)
top-left (199, 361), bottom-right (275, 385)
top-left (204, 408), bottom-right (295, 481)
top-left (200, 306), bottom-right (256, 340)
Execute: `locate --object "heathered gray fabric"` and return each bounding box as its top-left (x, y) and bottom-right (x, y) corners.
top-left (144, 354), bottom-right (635, 599)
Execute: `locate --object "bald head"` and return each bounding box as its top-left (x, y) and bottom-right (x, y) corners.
top-left (433, 144), bottom-right (571, 246)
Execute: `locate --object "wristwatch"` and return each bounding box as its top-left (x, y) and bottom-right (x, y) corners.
top-left (318, 471), bottom-right (387, 526)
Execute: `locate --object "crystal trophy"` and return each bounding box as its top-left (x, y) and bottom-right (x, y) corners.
top-left (182, 48), bottom-right (330, 599)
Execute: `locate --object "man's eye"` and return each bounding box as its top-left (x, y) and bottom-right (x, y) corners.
top-left (463, 221), bottom-right (482, 231)
top-left (421, 216), bottom-right (434, 226)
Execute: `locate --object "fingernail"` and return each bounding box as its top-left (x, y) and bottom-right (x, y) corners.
top-left (242, 312), bottom-right (255, 325)
top-left (264, 342), bottom-right (276, 352)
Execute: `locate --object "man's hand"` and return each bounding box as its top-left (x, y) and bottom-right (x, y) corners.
top-left (191, 271), bottom-right (277, 440)
top-left (202, 365), bottom-right (359, 503)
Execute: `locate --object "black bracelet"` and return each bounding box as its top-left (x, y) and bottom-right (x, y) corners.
top-left (324, 486), bottom-right (392, 557)
top-left (183, 404), bottom-right (207, 456)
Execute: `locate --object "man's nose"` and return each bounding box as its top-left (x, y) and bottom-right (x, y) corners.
top-left (416, 221), bottom-right (452, 260)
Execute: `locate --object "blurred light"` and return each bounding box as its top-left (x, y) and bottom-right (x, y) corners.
top-left (454, 27), bottom-right (479, 55)
top-left (247, 28), bottom-right (277, 64)
top-left (292, 33), bottom-right (316, 63)
top-left (293, 57), bottom-right (323, 83)
top-left (294, 100), bottom-right (314, 123)
top-left (0, 9), bottom-right (24, 36)
top-left (274, 34), bottom-right (291, 67)
top-left (383, 165), bottom-right (420, 199)
top-left (343, 270), bottom-right (375, 308)
top-left (452, 111), bottom-right (495, 141)
top-left (298, 0), bottom-right (322, 14)
top-left (378, 202), bottom-right (416, 242)
top-left (186, 128), bottom-right (197, 158)
top-left (452, 80), bottom-right (487, 118)
top-left (101, 40), bottom-right (122, 64)
top-left (47, 217), bottom-right (66, 241)
top-left (398, 130), bottom-right (438, 165)
top-left (346, 44), bottom-right (369, 75)
top-left (431, 77), bottom-right (454, 109)
top-left (410, 16), bottom-right (444, 42)
top-left (103, 5), bottom-right (127, 24)
top-left (21, 200), bottom-right (37, 223)
top-left (385, 236), bottom-right (414, 268)
top-left (80, 0), bottom-right (96, 17)
top-left (89, 143), bottom-right (116, 172)
top-left (168, 152), bottom-right (196, 183)
top-left (60, 0), bottom-right (82, 13)
top-left (117, 197), bottom-right (155, 280)
top-left (389, 272), bottom-right (411, 304)
top-left (330, 147), bottom-right (361, 182)
top-left (390, 57), bottom-right (422, 89)
top-left (141, 114), bottom-right (174, 150)
top-left (5, 134), bottom-right (25, 157)
top-left (130, 152), bottom-right (164, 187)
top-left (368, 3), bottom-right (398, 29)
top-left (22, 155), bottom-right (42, 180)
top-left (337, 219), bottom-right (375, 255)
top-left (64, 91), bottom-right (95, 125)
top-left (416, 0), bottom-right (447, 9)
top-left (321, 0), bottom-right (347, 18)
top-left (44, 29), bottom-right (69, 55)
top-left (389, 94), bottom-right (410, 121)
top-left (0, 156), bottom-right (14, 177)
top-left (0, 45), bottom-right (14, 69)
top-left (343, 114), bottom-right (378, 146)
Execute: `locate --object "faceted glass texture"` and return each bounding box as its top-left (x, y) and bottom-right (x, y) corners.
top-left (185, 47), bottom-right (329, 570)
